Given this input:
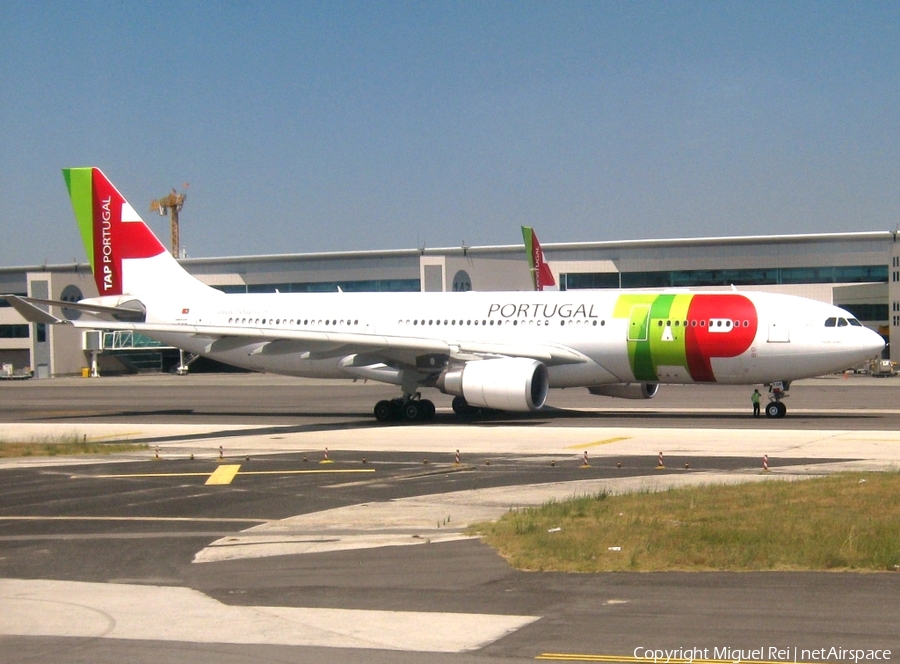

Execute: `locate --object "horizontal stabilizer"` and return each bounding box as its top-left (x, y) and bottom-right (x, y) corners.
top-left (3, 295), bottom-right (145, 322)
top-left (2, 295), bottom-right (62, 324)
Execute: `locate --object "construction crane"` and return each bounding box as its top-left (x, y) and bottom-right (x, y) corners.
top-left (150, 184), bottom-right (188, 258)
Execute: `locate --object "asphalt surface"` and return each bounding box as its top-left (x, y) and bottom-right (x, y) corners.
top-left (1, 374), bottom-right (899, 663)
top-left (1, 372), bottom-right (898, 428)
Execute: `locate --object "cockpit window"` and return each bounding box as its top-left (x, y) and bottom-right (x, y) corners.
top-left (837, 318), bottom-right (848, 327)
top-left (824, 317), bottom-right (837, 327)
top-left (848, 318), bottom-right (863, 327)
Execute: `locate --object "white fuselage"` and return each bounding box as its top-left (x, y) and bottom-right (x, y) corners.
top-left (125, 288), bottom-right (884, 389)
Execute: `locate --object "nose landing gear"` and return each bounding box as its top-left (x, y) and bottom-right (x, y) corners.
top-left (764, 381), bottom-right (789, 418)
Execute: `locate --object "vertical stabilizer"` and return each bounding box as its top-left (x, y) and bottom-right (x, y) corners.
top-left (62, 168), bottom-right (213, 298)
top-left (521, 226), bottom-right (556, 291)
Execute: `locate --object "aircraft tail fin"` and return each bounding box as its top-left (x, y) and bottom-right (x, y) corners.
top-left (62, 168), bottom-right (213, 298)
top-left (521, 226), bottom-right (556, 291)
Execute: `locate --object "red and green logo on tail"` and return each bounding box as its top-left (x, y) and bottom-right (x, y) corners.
top-left (63, 168), bottom-right (166, 296)
top-left (522, 226), bottom-right (556, 291)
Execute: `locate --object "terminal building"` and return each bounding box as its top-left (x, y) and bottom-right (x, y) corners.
top-left (2, 231), bottom-right (898, 378)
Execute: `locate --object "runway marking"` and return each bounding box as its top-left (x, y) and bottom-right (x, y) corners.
top-left (86, 431), bottom-right (145, 441)
top-left (73, 471), bottom-right (213, 479)
top-left (205, 464), bottom-right (241, 485)
top-left (0, 516), bottom-right (270, 523)
top-left (74, 468), bottom-right (377, 482)
top-left (236, 469), bottom-right (376, 476)
top-left (565, 436), bottom-right (630, 450)
top-left (537, 656), bottom-right (815, 664)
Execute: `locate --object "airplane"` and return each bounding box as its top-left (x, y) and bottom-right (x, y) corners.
top-left (5, 168), bottom-right (885, 422)
top-left (522, 226), bottom-right (557, 291)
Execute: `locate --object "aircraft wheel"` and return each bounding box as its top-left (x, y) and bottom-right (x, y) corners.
top-left (451, 396), bottom-right (469, 415)
top-left (374, 400), bottom-right (398, 422)
top-left (402, 401), bottom-right (421, 421)
top-left (775, 402), bottom-right (787, 418)
top-left (765, 402), bottom-right (781, 418)
top-left (421, 399), bottom-right (436, 420)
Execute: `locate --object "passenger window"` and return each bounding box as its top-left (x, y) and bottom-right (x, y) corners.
top-left (825, 318), bottom-right (836, 327)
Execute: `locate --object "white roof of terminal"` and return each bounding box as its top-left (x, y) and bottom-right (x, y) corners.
top-left (1, 230), bottom-right (895, 273)
top-left (180, 229), bottom-right (896, 265)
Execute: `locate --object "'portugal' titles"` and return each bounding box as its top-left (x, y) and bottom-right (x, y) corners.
top-left (488, 303), bottom-right (598, 320)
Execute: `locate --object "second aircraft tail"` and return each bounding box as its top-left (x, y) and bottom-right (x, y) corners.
top-left (522, 226), bottom-right (557, 291)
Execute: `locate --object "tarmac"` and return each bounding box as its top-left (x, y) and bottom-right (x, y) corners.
top-left (1, 375), bottom-right (899, 662)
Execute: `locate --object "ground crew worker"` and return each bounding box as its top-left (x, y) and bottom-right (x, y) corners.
top-left (751, 389), bottom-right (761, 417)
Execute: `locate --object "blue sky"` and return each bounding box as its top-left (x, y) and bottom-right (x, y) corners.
top-left (2, 1), bottom-right (899, 266)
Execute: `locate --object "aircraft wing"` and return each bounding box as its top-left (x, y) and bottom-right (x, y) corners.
top-left (66, 319), bottom-right (588, 368)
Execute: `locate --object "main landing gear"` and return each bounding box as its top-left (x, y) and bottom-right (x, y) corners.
top-left (373, 394), bottom-right (436, 422)
top-left (764, 381), bottom-right (788, 418)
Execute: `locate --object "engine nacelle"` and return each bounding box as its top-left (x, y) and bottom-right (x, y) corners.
top-left (588, 383), bottom-right (659, 400)
top-left (438, 358), bottom-right (549, 412)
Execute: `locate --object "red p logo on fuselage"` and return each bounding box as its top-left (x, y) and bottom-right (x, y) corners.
top-left (684, 294), bottom-right (758, 381)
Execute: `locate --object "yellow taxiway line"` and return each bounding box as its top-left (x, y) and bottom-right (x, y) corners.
top-left (565, 436), bottom-right (631, 450)
top-left (73, 466), bottom-right (377, 486)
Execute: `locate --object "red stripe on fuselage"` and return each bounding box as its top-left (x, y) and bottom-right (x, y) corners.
top-left (684, 294), bottom-right (758, 381)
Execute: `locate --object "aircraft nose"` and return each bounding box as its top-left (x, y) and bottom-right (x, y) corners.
top-left (862, 327), bottom-right (886, 356)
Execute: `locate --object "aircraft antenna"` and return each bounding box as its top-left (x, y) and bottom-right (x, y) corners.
top-left (150, 183), bottom-right (189, 258)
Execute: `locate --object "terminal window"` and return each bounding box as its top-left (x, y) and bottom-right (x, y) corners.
top-left (562, 265), bottom-right (888, 290)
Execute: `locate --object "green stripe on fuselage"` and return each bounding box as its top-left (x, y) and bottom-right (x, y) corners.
top-left (649, 294), bottom-right (690, 369)
top-left (62, 168), bottom-right (94, 270)
top-left (615, 293), bottom-right (692, 381)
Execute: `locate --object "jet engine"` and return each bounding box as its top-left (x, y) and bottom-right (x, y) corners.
top-left (438, 358), bottom-right (549, 412)
top-left (588, 383), bottom-right (659, 399)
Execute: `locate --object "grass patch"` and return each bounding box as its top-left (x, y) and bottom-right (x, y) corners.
top-left (0, 434), bottom-right (148, 458)
top-left (472, 473), bottom-right (900, 572)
